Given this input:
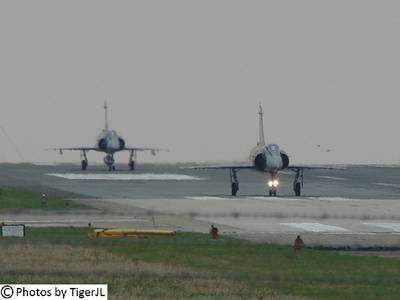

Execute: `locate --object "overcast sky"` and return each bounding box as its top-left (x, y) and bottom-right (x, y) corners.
top-left (0, 1), bottom-right (399, 165)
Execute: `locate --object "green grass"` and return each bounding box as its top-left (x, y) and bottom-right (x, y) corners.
top-left (0, 188), bottom-right (87, 209)
top-left (1, 227), bottom-right (400, 299)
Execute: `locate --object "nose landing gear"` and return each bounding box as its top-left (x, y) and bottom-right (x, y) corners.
top-left (104, 154), bottom-right (115, 171)
top-left (267, 175), bottom-right (279, 197)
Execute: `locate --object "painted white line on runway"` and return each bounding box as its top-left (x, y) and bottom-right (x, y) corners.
top-left (306, 197), bottom-right (359, 202)
top-left (363, 223), bottom-right (400, 232)
top-left (247, 196), bottom-right (300, 201)
top-left (316, 176), bottom-right (348, 181)
top-left (33, 162), bottom-right (61, 166)
top-left (185, 196), bottom-right (229, 200)
top-left (368, 164), bottom-right (400, 168)
top-left (373, 183), bottom-right (400, 188)
top-left (247, 196), bottom-right (360, 202)
top-left (47, 173), bottom-right (206, 181)
top-left (280, 223), bottom-right (349, 232)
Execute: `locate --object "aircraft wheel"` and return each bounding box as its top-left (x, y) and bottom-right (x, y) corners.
top-left (273, 190), bottom-right (277, 197)
top-left (269, 190), bottom-right (272, 197)
top-left (81, 160), bottom-right (88, 171)
top-left (294, 182), bottom-right (301, 196)
top-left (231, 182), bottom-right (238, 196)
top-left (129, 161), bottom-right (135, 171)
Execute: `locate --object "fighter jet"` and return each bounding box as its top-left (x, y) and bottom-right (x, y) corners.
top-left (187, 104), bottom-right (335, 196)
top-left (54, 103), bottom-right (166, 171)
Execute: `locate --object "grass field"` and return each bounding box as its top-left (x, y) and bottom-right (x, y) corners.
top-left (0, 188), bottom-right (86, 209)
top-left (1, 227), bottom-right (400, 299)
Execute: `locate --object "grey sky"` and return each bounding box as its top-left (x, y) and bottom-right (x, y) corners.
top-left (0, 1), bottom-right (399, 164)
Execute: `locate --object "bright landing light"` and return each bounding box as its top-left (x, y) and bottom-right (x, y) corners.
top-left (267, 180), bottom-right (279, 188)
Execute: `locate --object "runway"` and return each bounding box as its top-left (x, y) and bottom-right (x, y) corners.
top-left (2, 162), bottom-right (400, 199)
top-left (1, 163), bottom-right (400, 247)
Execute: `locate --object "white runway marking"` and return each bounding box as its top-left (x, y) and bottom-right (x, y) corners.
top-left (185, 196), bottom-right (228, 200)
top-left (185, 196), bottom-right (358, 202)
top-left (33, 162), bottom-right (61, 166)
top-left (47, 173), bottom-right (205, 181)
top-left (363, 223), bottom-right (400, 232)
top-left (373, 183), bottom-right (400, 188)
top-left (185, 196), bottom-right (302, 201)
top-left (281, 222), bottom-right (349, 232)
top-left (247, 196), bottom-right (300, 201)
top-left (316, 176), bottom-right (348, 181)
top-left (368, 164), bottom-right (400, 168)
top-left (306, 197), bottom-right (359, 202)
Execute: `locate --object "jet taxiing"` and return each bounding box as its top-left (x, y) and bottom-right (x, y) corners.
top-left (187, 104), bottom-right (334, 196)
top-left (52, 102), bottom-right (335, 197)
top-left (54, 103), bottom-right (166, 171)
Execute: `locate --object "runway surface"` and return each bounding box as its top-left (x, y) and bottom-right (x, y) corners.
top-left (1, 163), bottom-right (400, 247)
top-left (2, 163), bottom-right (400, 199)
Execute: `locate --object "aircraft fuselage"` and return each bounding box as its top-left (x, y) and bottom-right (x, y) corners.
top-left (96, 129), bottom-right (126, 154)
top-left (249, 143), bottom-right (290, 175)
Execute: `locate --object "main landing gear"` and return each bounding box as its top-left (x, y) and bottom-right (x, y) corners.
top-left (81, 150), bottom-right (88, 171)
top-left (129, 150), bottom-right (137, 171)
top-left (230, 169), bottom-right (239, 196)
top-left (227, 168), bottom-right (305, 197)
top-left (293, 168), bottom-right (304, 197)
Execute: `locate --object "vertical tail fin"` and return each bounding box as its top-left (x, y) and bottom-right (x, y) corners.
top-left (257, 103), bottom-right (265, 146)
top-left (104, 101), bottom-right (109, 131)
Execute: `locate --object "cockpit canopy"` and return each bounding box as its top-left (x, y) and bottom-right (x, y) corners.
top-left (267, 144), bottom-right (280, 152)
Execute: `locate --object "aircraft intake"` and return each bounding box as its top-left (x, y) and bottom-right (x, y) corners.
top-left (118, 138), bottom-right (126, 150)
top-left (254, 153), bottom-right (267, 171)
top-left (280, 152), bottom-right (289, 168)
top-left (98, 138), bottom-right (107, 151)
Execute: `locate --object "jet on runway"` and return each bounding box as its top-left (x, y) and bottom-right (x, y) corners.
top-left (187, 104), bottom-right (334, 196)
top-left (54, 103), bottom-right (166, 171)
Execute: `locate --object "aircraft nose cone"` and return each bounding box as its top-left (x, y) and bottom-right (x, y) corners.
top-left (266, 158), bottom-right (283, 171)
